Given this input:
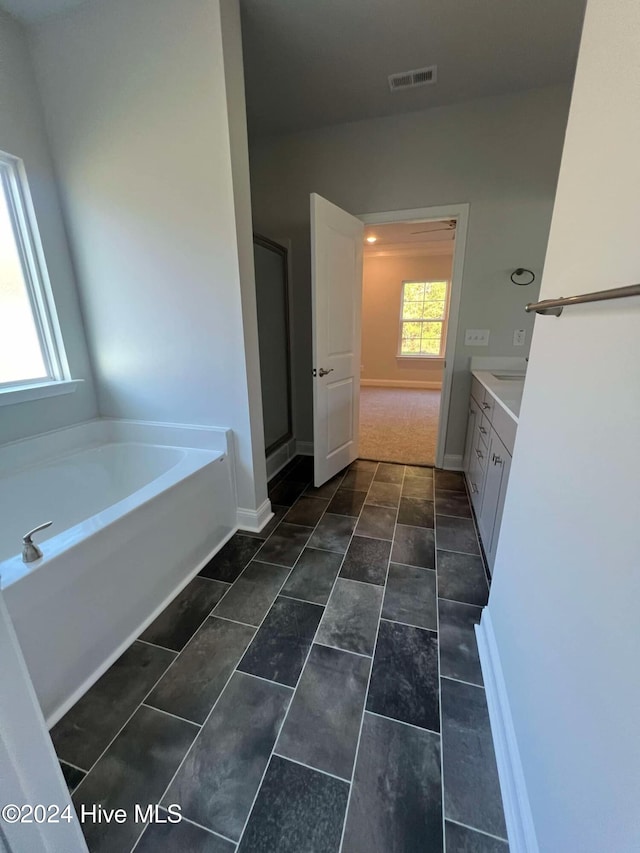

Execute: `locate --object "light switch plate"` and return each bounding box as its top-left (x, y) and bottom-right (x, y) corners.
top-left (464, 329), bottom-right (490, 346)
top-left (513, 329), bottom-right (526, 346)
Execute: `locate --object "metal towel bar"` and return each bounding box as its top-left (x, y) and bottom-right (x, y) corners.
top-left (525, 283), bottom-right (640, 316)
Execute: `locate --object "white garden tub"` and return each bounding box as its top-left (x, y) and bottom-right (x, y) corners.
top-left (0, 419), bottom-right (236, 725)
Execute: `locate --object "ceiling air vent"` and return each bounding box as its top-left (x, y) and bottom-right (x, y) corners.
top-left (388, 65), bottom-right (437, 93)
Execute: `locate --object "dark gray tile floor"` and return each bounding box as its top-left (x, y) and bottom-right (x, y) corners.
top-left (50, 456), bottom-right (507, 852)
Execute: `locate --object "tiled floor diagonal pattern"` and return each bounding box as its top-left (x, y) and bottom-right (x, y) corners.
top-left (50, 455), bottom-right (508, 853)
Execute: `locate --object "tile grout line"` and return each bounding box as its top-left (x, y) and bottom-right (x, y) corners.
top-left (444, 816), bottom-right (509, 844)
top-left (58, 757), bottom-right (87, 775)
top-left (72, 525), bottom-right (284, 791)
top-left (130, 806), bottom-right (238, 852)
top-left (149, 475), bottom-right (332, 850)
top-left (438, 596), bottom-right (484, 610)
top-left (208, 613), bottom-right (257, 630)
top-left (71, 545), bottom-right (266, 838)
top-left (379, 616), bottom-right (438, 634)
top-left (312, 639), bottom-right (371, 660)
top-left (272, 751), bottom-right (350, 785)
top-left (338, 462), bottom-right (406, 853)
top-left (365, 708), bottom-right (440, 737)
top-left (440, 674), bottom-right (484, 690)
top-left (140, 703), bottom-right (203, 729)
top-left (61, 465), bottom-right (313, 851)
top-left (70, 644), bottom-right (185, 799)
top-left (135, 637), bottom-right (177, 653)
top-left (235, 460), bottom-right (382, 848)
top-left (95, 471), bottom-right (313, 852)
top-left (434, 475), bottom-right (448, 853)
top-left (241, 670), bottom-right (295, 691)
top-left (436, 544), bottom-right (483, 559)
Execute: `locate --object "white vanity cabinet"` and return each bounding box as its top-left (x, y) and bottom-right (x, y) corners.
top-left (464, 372), bottom-right (518, 573)
top-left (478, 430), bottom-right (512, 568)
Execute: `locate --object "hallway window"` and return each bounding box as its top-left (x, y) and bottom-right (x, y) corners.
top-left (0, 151), bottom-right (67, 389)
top-left (398, 280), bottom-right (449, 357)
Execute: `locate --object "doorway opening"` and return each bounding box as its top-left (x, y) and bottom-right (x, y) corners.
top-left (359, 218), bottom-right (456, 466)
top-left (359, 204), bottom-right (469, 470)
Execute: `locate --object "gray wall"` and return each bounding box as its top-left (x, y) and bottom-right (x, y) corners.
top-left (249, 85), bottom-right (571, 460)
top-left (488, 0), bottom-right (640, 848)
top-left (30, 0), bottom-right (267, 511)
top-left (0, 12), bottom-right (97, 445)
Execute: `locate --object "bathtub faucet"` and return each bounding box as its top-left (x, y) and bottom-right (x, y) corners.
top-left (22, 521), bottom-right (53, 563)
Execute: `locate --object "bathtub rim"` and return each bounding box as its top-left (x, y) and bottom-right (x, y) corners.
top-left (0, 418), bottom-right (234, 588)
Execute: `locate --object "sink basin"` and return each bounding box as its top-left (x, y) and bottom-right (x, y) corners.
top-left (491, 372), bottom-right (526, 381)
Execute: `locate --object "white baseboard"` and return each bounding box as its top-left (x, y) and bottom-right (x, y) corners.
top-left (236, 498), bottom-right (274, 533)
top-left (296, 441), bottom-right (314, 456)
top-left (361, 379), bottom-right (442, 390)
top-left (443, 453), bottom-right (464, 470)
top-left (476, 609), bottom-right (539, 853)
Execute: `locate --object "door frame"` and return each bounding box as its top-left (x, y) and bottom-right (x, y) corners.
top-left (253, 233), bottom-right (294, 456)
top-left (358, 203), bottom-right (469, 469)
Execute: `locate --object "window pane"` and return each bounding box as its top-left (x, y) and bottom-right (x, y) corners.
top-left (403, 282), bottom-right (425, 301)
top-left (402, 301), bottom-right (424, 320)
top-left (421, 321), bottom-right (442, 340)
top-left (425, 281), bottom-right (447, 300)
top-left (0, 182), bottom-right (47, 384)
top-left (420, 337), bottom-right (441, 355)
top-left (422, 301), bottom-right (445, 319)
top-left (402, 321), bottom-right (422, 339)
top-left (401, 338), bottom-right (422, 354)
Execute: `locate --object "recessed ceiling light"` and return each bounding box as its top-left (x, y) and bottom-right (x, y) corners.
top-left (366, 236), bottom-right (377, 243)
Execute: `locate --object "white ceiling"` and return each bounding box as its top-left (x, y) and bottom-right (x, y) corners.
top-left (364, 220), bottom-right (455, 257)
top-left (0, 0), bottom-right (87, 22)
top-left (0, 0), bottom-right (586, 139)
top-left (241, 0), bottom-right (586, 137)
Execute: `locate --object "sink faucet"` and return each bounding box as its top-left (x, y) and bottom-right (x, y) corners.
top-left (22, 521), bottom-right (53, 563)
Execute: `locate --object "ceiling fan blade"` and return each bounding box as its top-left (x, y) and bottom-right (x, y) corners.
top-left (410, 220), bottom-right (457, 235)
top-left (410, 227), bottom-right (455, 235)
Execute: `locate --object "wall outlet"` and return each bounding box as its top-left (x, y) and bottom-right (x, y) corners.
top-left (513, 329), bottom-right (526, 346)
top-left (464, 329), bottom-right (490, 346)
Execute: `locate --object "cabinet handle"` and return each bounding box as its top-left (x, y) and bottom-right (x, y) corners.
top-left (470, 482), bottom-right (478, 494)
top-left (475, 448), bottom-right (483, 460)
top-left (479, 426), bottom-right (487, 435)
top-left (493, 455), bottom-right (503, 466)
top-left (482, 402), bottom-right (491, 410)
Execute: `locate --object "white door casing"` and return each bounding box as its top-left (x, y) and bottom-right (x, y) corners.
top-left (311, 193), bottom-right (364, 486)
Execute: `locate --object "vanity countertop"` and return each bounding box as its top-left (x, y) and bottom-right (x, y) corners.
top-left (471, 369), bottom-right (524, 423)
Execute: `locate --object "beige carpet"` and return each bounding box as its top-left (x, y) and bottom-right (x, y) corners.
top-left (358, 386), bottom-right (441, 466)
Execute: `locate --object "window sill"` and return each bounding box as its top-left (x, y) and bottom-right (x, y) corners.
top-left (396, 355), bottom-right (445, 362)
top-left (0, 379), bottom-right (82, 407)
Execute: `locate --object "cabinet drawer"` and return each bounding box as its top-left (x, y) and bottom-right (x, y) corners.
top-left (479, 391), bottom-right (494, 420)
top-left (467, 451), bottom-right (485, 511)
top-left (477, 414), bottom-right (491, 448)
top-left (473, 429), bottom-right (488, 471)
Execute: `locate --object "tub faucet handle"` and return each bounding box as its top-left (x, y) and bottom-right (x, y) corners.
top-left (22, 521), bottom-right (53, 563)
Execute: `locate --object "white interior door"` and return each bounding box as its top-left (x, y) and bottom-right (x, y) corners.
top-left (311, 193), bottom-right (363, 486)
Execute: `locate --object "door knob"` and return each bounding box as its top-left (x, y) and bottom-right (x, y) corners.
top-left (318, 368), bottom-right (334, 377)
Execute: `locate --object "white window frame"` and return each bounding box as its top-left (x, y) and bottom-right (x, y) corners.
top-left (397, 279), bottom-right (450, 359)
top-left (0, 150), bottom-right (75, 403)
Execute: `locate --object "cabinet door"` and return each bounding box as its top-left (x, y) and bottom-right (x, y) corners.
top-left (468, 440), bottom-right (486, 512)
top-left (478, 430), bottom-right (507, 550)
top-left (463, 397), bottom-right (479, 472)
top-left (487, 447), bottom-right (512, 568)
